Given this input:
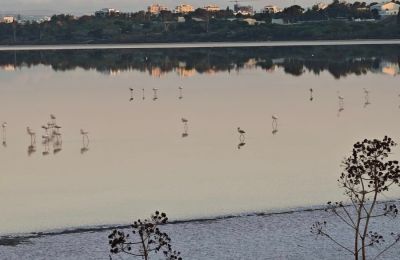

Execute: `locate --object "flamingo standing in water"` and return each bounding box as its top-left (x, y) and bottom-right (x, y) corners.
top-left (50, 114), bottom-right (57, 124)
top-left (152, 88), bottom-right (159, 101)
top-left (129, 88), bottom-right (134, 101)
top-left (237, 127), bottom-right (245, 135)
top-left (80, 129), bottom-right (89, 143)
top-left (2, 122), bottom-right (7, 146)
top-left (178, 86), bottom-right (183, 99)
top-left (142, 88), bottom-right (145, 100)
top-left (27, 127), bottom-right (36, 144)
top-left (363, 88), bottom-right (371, 108)
top-left (181, 118), bottom-right (189, 138)
top-left (337, 91), bottom-right (344, 105)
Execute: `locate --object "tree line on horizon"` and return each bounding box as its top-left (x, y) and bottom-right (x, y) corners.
top-left (0, 0), bottom-right (399, 45)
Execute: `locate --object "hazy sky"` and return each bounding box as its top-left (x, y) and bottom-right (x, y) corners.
top-left (1, 0), bottom-right (377, 15)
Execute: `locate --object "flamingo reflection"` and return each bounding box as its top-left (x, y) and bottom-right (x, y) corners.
top-left (53, 139), bottom-right (62, 154)
top-left (27, 144), bottom-right (36, 156)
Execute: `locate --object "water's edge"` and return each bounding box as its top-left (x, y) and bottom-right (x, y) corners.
top-left (4, 198), bottom-right (400, 247)
top-left (0, 205), bottom-right (326, 247)
top-left (1, 39), bottom-right (400, 51)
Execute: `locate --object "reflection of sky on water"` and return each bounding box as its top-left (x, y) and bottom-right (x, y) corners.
top-left (0, 47), bottom-right (400, 234)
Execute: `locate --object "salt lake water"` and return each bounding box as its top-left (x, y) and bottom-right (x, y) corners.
top-left (0, 43), bottom-right (400, 234)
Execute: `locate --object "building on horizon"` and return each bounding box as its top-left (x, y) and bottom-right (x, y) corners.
top-left (233, 4), bottom-right (254, 16)
top-left (2, 16), bottom-right (15, 23)
top-left (202, 5), bottom-right (221, 12)
top-left (262, 5), bottom-right (282, 14)
top-left (174, 4), bottom-right (195, 14)
top-left (148, 4), bottom-right (169, 15)
top-left (95, 8), bottom-right (120, 17)
top-left (370, 2), bottom-right (400, 17)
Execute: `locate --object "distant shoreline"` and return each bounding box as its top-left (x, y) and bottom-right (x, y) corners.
top-left (1, 39), bottom-right (400, 51)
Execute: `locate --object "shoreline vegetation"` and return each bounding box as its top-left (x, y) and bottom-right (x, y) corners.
top-left (0, 1), bottom-right (399, 45)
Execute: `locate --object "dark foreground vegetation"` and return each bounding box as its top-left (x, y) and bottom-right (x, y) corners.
top-left (1, 45), bottom-right (399, 79)
top-left (1, 0), bottom-right (400, 44)
top-left (312, 136), bottom-right (400, 260)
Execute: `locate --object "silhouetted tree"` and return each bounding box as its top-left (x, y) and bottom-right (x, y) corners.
top-left (108, 211), bottom-right (182, 260)
top-left (312, 136), bottom-right (400, 260)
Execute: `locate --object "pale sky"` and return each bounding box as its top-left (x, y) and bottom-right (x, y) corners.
top-left (1, 0), bottom-right (377, 15)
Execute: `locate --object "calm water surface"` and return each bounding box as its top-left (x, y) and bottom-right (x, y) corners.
top-left (0, 45), bottom-right (400, 234)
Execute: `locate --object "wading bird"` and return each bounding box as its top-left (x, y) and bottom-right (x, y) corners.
top-left (27, 127), bottom-right (36, 144)
top-left (2, 122), bottom-right (7, 146)
top-left (80, 129), bottom-right (89, 143)
top-left (50, 114), bottom-right (57, 124)
top-left (152, 88), bottom-right (159, 101)
top-left (178, 86), bottom-right (183, 99)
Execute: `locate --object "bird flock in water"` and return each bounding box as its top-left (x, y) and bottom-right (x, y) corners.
top-left (1, 114), bottom-right (90, 156)
top-left (0, 86), bottom-right (384, 154)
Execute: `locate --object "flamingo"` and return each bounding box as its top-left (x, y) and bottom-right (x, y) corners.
top-left (53, 131), bottom-right (62, 141)
top-left (54, 125), bottom-right (62, 132)
top-left (152, 88), bottom-right (159, 101)
top-left (142, 88), bottom-right (145, 100)
top-left (237, 142), bottom-right (246, 149)
top-left (80, 129), bottom-right (89, 143)
top-left (129, 88), bottom-right (134, 92)
top-left (2, 122), bottom-right (7, 146)
top-left (42, 134), bottom-right (50, 143)
top-left (237, 127), bottom-right (246, 135)
top-left (27, 127), bottom-right (36, 144)
top-left (181, 118), bottom-right (188, 124)
top-left (50, 114), bottom-right (56, 124)
top-left (178, 86), bottom-right (183, 99)
top-left (42, 125), bottom-right (49, 134)
top-left (272, 115), bottom-right (278, 121)
top-left (2, 122), bottom-right (7, 137)
top-left (337, 91), bottom-right (344, 102)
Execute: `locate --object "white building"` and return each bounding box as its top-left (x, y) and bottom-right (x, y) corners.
top-left (95, 8), bottom-right (120, 17)
top-left (370, 2), bottom-right (400, 17)
top-left (314, 3), bottom-right (329, 10)
top-left (262, 5), bottom-right (282, 14)
top-left (3, 16), bottom-right (14, 23)
top-left (203, 5), bottom-right (221, 12)
top-left (148, 4), bottom-right (169, 15)
top-left (174, 4), bottom-right (195, 14)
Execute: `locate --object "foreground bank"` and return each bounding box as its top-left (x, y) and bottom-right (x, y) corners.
top-left (1, 204), bottom-right (400, 260)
